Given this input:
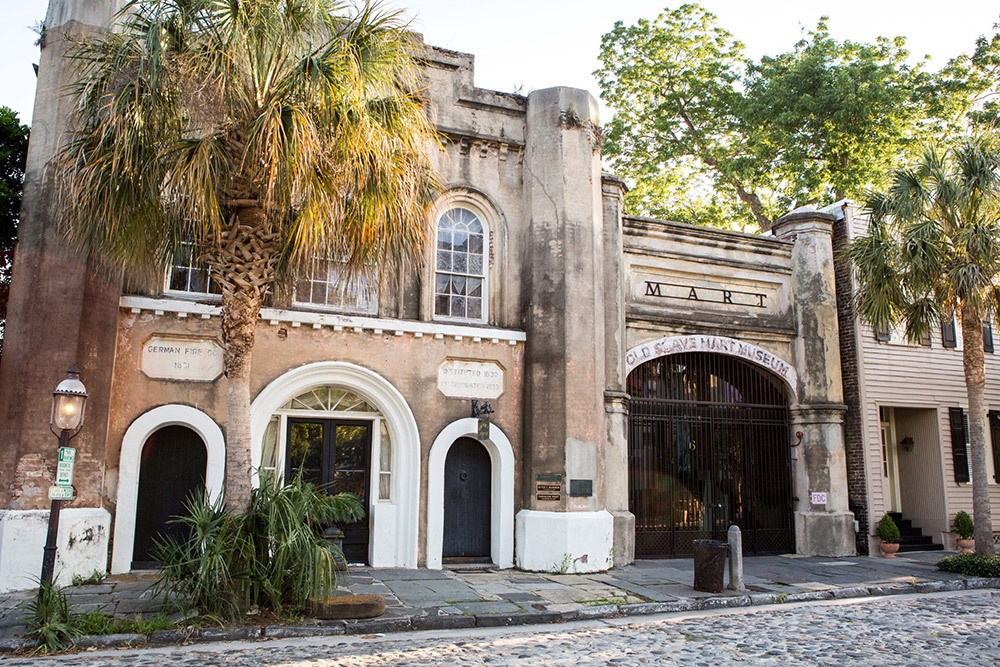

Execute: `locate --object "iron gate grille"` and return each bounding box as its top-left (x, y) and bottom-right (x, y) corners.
top-left (627, 352), bottom-right (793, 557)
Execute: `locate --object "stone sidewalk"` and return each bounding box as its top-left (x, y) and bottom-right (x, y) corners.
top-left (1, 551), bottom-right (992, 651)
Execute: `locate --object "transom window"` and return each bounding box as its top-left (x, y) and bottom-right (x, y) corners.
top-left (294, 257), bottom-right (377, 315)
top-left (166, 240), bottom-right (221, 296)
top-left (435, 207), bottom-right (487, 321)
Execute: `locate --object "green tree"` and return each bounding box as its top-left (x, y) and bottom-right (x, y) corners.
top-left (595, 4), bottom-right (985, 230)
top-left (57, 0), bottom-right (439, 508)
top-left (0, 107), bottom-right (29, 358)
top-left (847, 137), bottom-right (1000, 557)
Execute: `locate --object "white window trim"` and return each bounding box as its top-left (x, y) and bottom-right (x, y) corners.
top-left (291, 256), bottom-right (379, 316)
top-left (433, 203), bottom-right (490, 324)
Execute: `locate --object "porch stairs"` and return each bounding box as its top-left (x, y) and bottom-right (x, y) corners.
top-left (887, 512), bottom-right (944, 552)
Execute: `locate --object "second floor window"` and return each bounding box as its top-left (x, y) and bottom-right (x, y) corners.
top-left (294, 256), bottom-right (377, 315)
top-left (166, 240), bottom-right (221, 296)
top-left (434, 207), bottom-right (487, 322)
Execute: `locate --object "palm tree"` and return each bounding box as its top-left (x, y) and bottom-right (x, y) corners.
top-left (57, 0), bottom-right (439, 508)
top-left (847, 136), bottom-right (1000, 557)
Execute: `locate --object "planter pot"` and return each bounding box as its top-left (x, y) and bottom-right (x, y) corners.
top-left (956, 538), bottom-right (975, 554)
top-left (879, 542), bottom-right (900, 558)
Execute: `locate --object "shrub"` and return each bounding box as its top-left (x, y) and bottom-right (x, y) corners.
top-left (21, 580), bottom-right (80, 653)
top-left (154, 472), bottom-right (364, 621)
top-left (875, 514), bottom-right (900, 543)
top-left (952, 511), bottom-right (975, 540)
top-left (937, 553), bottom-right (1000, 578)
top-left (73, 609), bottom-right (173, 636)
top-left (71, 571), bottom-right (107, 587)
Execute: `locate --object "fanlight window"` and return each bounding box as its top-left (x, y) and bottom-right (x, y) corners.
top-left (280, 387), bottom-right (376, 413)
top-left (435, 207), bottom-right (486, 321)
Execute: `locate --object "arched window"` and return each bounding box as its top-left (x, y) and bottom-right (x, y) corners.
top-left (434, 207), bottom-right (487, 322)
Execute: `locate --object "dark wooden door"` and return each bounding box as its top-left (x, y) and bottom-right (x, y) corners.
top-left (286, 418), bottom-right (372, 564)
top-left (132, 425), bottom-right (206, 568)
top-left (443, 437), bottom-right (491, 561)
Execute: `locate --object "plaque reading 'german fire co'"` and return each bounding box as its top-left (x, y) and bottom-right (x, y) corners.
top-left (141, 335), bottom-right (224, 382)
top-left (535, 473), bottom-right (562, 502)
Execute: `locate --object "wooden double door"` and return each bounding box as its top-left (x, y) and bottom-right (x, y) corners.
top-left (286, 418), bottom-right (372, 564)
top-left (443, 437), bottom-right (492, 562)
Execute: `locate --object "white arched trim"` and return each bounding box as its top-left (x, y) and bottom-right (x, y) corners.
top-left (624, 334), bottom-right (798, 398)
top-left (426, 419), bottom-right (515, 570)
top-left (250, 362), bottom-right (420, 569)
top-left (111, 404), bottom-right (225, 574)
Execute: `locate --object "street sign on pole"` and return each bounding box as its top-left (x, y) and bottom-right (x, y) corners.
top-left (48, 486), bottom-right (74, 501)
top-left (55, 447), bottom-right (76, 486)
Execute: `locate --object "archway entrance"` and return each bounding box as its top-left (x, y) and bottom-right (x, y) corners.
top-left (132, 425), bottom-right (207, 568)
top-left (627, 352), bottom-right (793, 557)
top-left (442, 437), bottom-right (492, 562)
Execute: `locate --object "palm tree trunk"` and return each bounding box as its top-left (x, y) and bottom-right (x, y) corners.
top-left (959, 301), bottom-right (996, 557)
top-left (221, 285), bottom-right (262, 509)
top-left (208, 207), bottom-right (280, 510)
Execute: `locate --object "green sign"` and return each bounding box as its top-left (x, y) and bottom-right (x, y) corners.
top-left (56, 447), bottom-right (76, 486)
top-left (48, 485), bottom-right (74, 501)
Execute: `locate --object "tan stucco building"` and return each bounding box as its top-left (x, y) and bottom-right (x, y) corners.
top-left (0, 0), bottom-right (859, 590)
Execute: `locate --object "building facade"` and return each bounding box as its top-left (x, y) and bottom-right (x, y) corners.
top-left (831, 203), bottom-right (1000, 555)
top-left (0, 0), bottom-right (856, 591)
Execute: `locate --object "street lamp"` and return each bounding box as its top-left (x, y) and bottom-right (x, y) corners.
top-left (39, 365), bottom-right (88, 593)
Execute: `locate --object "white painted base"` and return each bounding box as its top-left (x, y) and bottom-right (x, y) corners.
top-left (515, 509), bottom-right (613, 573)
top-left (0, 508), bottom-right (111, 593)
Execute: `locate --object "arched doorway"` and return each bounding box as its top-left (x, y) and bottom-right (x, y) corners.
top-left (132, 425), bottom-right (207, 568)
top-left (443, 438), bottom-right (492, 562)
top-left (628, 351), bottom-right (793, 557)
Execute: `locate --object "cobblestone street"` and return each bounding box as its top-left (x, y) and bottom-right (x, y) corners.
top-left (8, 590), bottom-right (998, 666)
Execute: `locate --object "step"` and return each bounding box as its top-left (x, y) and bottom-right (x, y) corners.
top-left (897, 543), bottom-right (944, 552)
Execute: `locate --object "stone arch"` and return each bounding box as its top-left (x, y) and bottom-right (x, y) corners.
top-left (625, 335), bottom-right (798, 399)
top-left (426, 418), bottom-right (515, 569)
top-left (249, 362), bottom-right (420, 568)
top-left (111, 404), bottom-right (225, 574)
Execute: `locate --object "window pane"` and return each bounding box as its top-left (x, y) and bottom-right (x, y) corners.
top-left (450, 295), bottom-right (466, 317)
top-left (452, 276), bottom-right (467, 295)
top-left (467, 298), bottom-right (482, 320)
top-left (437, 230), bottom-right (452, 249)
top-left (379, 473), bottom-right (391, 501)
top-left (189, 269), bottom-right (209, 294)
top-left (453, 232), bottom-right (469, 253)
top-left (436, 251), bottom-right (451, 271)
top-left (469, 233), bottom-right (483, 255)
top-left (469, 255), bottom-right (483, 276)
top-left (435, 294), bottom-right (450, 316)
top-left (169, 267), bottom-right (190, 292)
top-left (435, 274), bottom-right (451, 294)
top-left (453, 253), bottom-right (468, 273)
top-left (468, 278), bottom-right (482, 297)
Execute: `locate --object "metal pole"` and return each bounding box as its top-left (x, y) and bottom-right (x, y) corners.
top-left (38, 429), bottom-right (69, 594)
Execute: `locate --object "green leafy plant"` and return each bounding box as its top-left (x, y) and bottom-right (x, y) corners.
top-left (952, 511), bottom-right (976, 540)
top-left (875, 514), bottom-right (900, 543)
top-left (154, 472), bottom-right (364, 621)
top-left (21, 580), bottom-right (80, 653)
top-left (937, 553), bottom-right (1000, 577)
top-left (71, 570), bottom-right (107, 587)
top-left (73, 610), bottom-right (173, 636)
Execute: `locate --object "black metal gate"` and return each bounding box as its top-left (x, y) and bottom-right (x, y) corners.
top-left (627, 352), bottom-right (793, 557)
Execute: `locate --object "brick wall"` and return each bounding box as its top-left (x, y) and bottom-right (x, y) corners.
top-left (832, 216), bottom-right (869, 554)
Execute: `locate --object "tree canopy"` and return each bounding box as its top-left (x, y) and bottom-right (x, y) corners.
top-left (0, 107), bottom-right (29, 357)
top-left (596, 4), bottom-right (999, 230)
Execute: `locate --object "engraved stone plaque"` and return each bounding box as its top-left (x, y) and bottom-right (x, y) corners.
top-left (437, 359), bottom-right (504, 399)
top-left (141, 335), bottom-right (224, 382)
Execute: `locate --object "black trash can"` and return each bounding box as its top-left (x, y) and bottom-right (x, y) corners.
top-left (692, 539), bottom-right (728, 593)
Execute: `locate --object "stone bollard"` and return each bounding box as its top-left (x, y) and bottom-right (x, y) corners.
top-left (727, 525), bottom-right (745, 591)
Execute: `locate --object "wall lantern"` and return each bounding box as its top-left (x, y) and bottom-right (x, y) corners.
top-left (51, 365), bottom-right (88, 431)
top-left (899, 436), bottom-right (915, 453)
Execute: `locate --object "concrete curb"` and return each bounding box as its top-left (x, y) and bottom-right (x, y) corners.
top-left (3, 578), bottom-right (998, 655)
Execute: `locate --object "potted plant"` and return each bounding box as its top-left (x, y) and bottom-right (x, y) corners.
top-left (952, 510), bottom-right (975, 553)
top-left (876, 514), bottom-right (900, 558)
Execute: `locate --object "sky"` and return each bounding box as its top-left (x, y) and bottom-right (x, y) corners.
top-left (2, 0), bottom-right (998, 126)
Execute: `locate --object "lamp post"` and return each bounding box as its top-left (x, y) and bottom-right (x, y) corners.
top-left (39, 365), bottom-right (88, 593)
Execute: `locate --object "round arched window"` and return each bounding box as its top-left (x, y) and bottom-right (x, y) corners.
top-left (434, 207), bottom-right (486, 321)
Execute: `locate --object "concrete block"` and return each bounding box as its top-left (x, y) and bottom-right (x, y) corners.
top-left (574, 604), bottom-right (620, 619)
top-left (830, 586), bottom-right (870, 599)
top-left (264, 624), bottom-right (345, 638)
top-left (515, 510), bottom-right (614, 573)
top-left (914, 580), bottom-right (963, 594)
top-left (783, 590), bottom-right (834, 603)
top-left (74, 633), bottom-right (145, 648)
top-left (964, 578), bottom-right (1000, 590)
top-left (697, 595), bottom-right (750, 610)
top-left (307, 594), bottom-right (385, 620)
top-left (196, 626), bottom-right (262, 642)
top-left (474, 610), bottom-right (561, 628)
